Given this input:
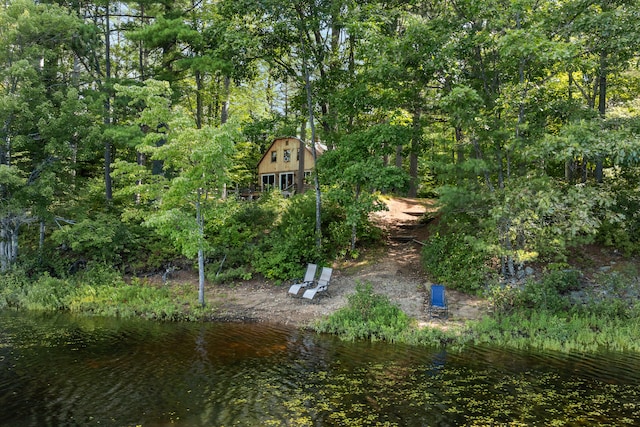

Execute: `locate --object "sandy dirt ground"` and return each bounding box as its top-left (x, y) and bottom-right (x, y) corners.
top-left (197, 197), bottom-right (488, 329)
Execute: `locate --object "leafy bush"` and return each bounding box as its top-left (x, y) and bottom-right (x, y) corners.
top-left (51, 212), bottom-right (132, 266)
top-left (25, 274), bottom-right (75, 311)
top-left (206, 264), bottom-right (252, 284)
top-left (207, 196), bottom-right (280, 277)
top-left (66, 279), bottom-right (187, 320)
top-left (1, 270), bottom-right (76, 311)
top-left (49, 211), bottom-right (179, 273)
top-left (485, 284), bottom-right (521, 315)
top-left (0, 269), bottom-right (30, 309)
top-left (421, 232), bottom-right (489, 294)
top-left (595, 171), bottom-right (640, 255)
top-left (75, 262), bottom-right (124, 287)
top-left (252, 192), bottom-right (326, 281)
top-left (542, 269), bottom-right (581, 294)
top-left (518, 278), bottom-right (570, 312)
top-left (487, 270), bottom-right (579, 315)
top-left (314, 283), bottom-right (410, 342)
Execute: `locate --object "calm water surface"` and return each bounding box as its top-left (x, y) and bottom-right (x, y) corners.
top-left (1, 310), bottom-right (639, 426)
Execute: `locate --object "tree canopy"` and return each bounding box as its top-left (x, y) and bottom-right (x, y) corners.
top-left (1, 0), bottom-right (639, 290)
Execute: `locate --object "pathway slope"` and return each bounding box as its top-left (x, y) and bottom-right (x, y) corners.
top-left (204, 197), bottom-right (488, 327)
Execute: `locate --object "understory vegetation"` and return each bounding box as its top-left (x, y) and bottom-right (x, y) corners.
top-left (317, 268), bottom-right (640, 353)
top-left (0, 264), bottom-right (207, 321)
top-left (314, 283), bottom-right (411, 342)
top-left (17, 190), bottom-right (374, 285)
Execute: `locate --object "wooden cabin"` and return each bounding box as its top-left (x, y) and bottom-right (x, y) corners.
top-left (256, 137), bottom-right (325, 195)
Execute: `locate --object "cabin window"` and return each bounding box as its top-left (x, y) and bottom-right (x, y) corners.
top-left (271, 151), bottom-right (277, 162)
top-left (280, 172), bottom-right (294, 191)
top-left (262, 174), bottom-right (275, 190)
top-left (283, 149), bottom-right (291, 162)
top-left (296, 148), bottom-right (300, 161)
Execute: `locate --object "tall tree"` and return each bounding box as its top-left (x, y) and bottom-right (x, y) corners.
top-left (115, 80), bottom-right (236, 306)
top-left (0, 0), bottom-right (99, 271)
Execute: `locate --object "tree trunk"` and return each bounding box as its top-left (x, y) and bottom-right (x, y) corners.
top-left (408, 109), bottom-right (421, 198)
top-left (297, 120), bottom-right (306, 194)
top-left (455, 127), bottom-right (465, 164)
top-left (195, 70), bottom-right (203, 129)
top-left (196, 194), bottom-right (205, 307)
top-left (103, 1), bottom-right (113, 202)
top-left (220, 75), bottom-right (230, 125)
top-left (351, 184), bottom-right (360, 251)
top-left (395, 145), bottom-right (403, 168)
top-left (298, 20), bottom-right (322, 249)
top-left (595, 51), bottom-right (607, 184)
top-left (0, 214), bottom-right (21, 272)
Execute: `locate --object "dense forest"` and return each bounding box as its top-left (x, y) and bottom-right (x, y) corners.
top-left (1, 0), bottom-right (640, 307)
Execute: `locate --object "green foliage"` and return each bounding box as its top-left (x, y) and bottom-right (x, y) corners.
top-left (252, 192), bottom-right (341, 281)
top-left (0, 263), bottom-right (206, 321)
top-left (0, 269), bottom-right (30, 309)
top-left (421, 232), bottom-right (490, 294)
top-left (66, 280), bottom-right (186, 320)
top-left (468, 311), bottom-right (640, 352)
top-left (595, 168), bottom-right (640, 255)
top-left (517, 279), bottom-right (570, 313)
top-left (314, 283), bottom-right (410, 342)
top-left (206, 196), bottom-right (280, 281)
top-left (478, 268), bottom-right (640, 351)
top-left (48, 211), bottom-right (179, 273)
top-left (437, 175), bottom-right (620, 281)
top-left (488, 178), bottom-right (615, 263)
top-left (487, 270), bottom-right (580, 315)
top-left (23, 274), bottom-right (75, 311)
top-left (51, 212), bottom-right (133, 266)
top-left (542, 269), bottom-right (581, 294)
top-left (206, 264), bottom-right (252, 284)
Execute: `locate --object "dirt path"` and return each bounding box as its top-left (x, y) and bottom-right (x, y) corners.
top-left (203, 197), bottom-right (488, 328)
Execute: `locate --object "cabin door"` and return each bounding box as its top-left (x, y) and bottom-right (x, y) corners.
top-left (261, 174), bottom-right (275, 191)
top-left (279, 173), bottom-right (294, 191)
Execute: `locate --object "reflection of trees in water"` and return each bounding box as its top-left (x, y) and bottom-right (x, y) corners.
top-left (4, 312), bottom-right (640, 426)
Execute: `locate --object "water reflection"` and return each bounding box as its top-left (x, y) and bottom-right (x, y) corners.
top-left (1, 310), bottom-right (639, 426)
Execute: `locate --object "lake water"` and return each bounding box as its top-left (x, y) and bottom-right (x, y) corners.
top-left (1, 310), bottom-right (639, 426)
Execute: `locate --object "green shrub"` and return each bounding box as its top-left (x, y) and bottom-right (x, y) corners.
top-left (485, 284), bottom-right (521, 315)
top-left (486, 270), bottom-right (580, 316)
top-left (542, 269), bottom-right (581, 294)
top-left (421, 232), bottom-right (489, 294)
top-left (25, 274), bottom-right (74, 311)
top-left (314, 283), bottom-right (410, 342)
top-left (75, 262), bottom-right (124, 287)
top-left (51, 212), bottom-right (132, 266)
top-left (0, 270), bottom-right (75, 311)
top-left (252, 193), bottom-right (324, 281)
top-left (48, 210), bottom-right (180, 273)
top-left (595, 175), bottom-right (640, 255)
top-left (518, 278), bottom-right (570, 312)
top-left (0, 269), bottom-right (30, 309)
top-left (207, 197), bottom-right (280, 275)
top-left (468, 309), bottom-right (640, 352)
top-left (206, 264), bottom-right (252, 284)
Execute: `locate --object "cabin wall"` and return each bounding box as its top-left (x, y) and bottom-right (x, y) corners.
top-left (257, 137), bottom-right (304, 176)
top-left (257, 137), bottom-right (316, 193)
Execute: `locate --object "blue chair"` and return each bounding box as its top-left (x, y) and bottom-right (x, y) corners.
top-left (287, 264), bottom-right (318, 296)
top-left (429, 284), bottom-right (448, 319)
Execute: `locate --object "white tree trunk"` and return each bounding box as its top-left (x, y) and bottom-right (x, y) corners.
top-left (196, 194), bottom-right (206, 307)
top-left (0, 214), bottom-right (22, 272)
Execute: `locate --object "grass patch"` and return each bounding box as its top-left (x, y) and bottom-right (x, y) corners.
top-left (314, 282), bottom-right (411, 342)
top-left (313, 272), bottom-right (640, 353)
top-left (0, 264), bottom-right (207, 321)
